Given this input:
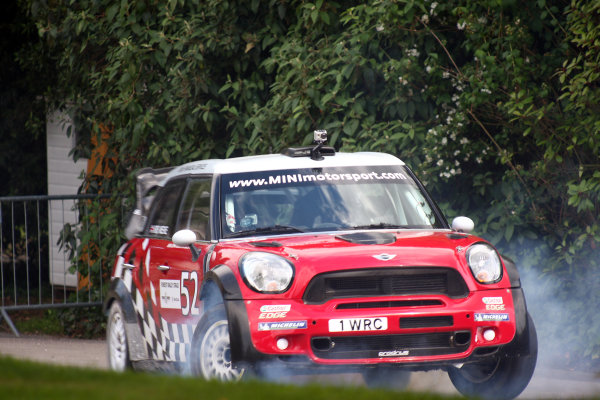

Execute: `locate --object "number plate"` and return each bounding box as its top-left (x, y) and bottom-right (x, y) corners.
top-left (328, 317), bottom-right (388, 332)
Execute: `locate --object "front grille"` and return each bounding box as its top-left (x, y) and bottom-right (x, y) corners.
top-left (303, 267), bottom-right (468, 304)
top-left (311, 331), bottom-right (471, 360)
top-left (336, 299), bottom-right (443, 310)
top-left (400, 315), bottom-right (453, 328)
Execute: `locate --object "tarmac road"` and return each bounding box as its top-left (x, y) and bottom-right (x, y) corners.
top-left (0, 333), bottom-right (599, 399)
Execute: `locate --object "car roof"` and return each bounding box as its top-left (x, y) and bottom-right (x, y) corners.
top-left (161, 151), bottom-right (405, 186)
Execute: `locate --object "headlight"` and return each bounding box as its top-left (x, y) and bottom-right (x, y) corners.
top-left (239, 252), bottom-right (295, 293)
top-left (466, 243), bottom-right (502, 284)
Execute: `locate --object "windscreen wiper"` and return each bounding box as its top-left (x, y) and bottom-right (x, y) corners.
top-left (349, 222), bottom-right (407, 230)
top-left (226, 225), bottom-right (305, 238)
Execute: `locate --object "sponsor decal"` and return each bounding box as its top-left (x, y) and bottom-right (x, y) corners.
top-left (259, 312), bottom-right (288, 319)
top-left (259, 304), bottom-right (291, 319)
top-left (159, 279), bottom-right (181, 309)
top-left (149, 225), bottom-right (169, 235)
top-left (260, 305), bottom-right (292, 312)
top-left (474, 313), bottom-right (510, 322)
top-left (258, 321), bottom-right (307, 331)
top-left (378, 350), bottom-right (409, 357)
top-left (482, 297), bottom-right (503, 305)
top-left (373, 254), bottom-right (396, 261)
top-left (226, 167), bottom-right (409, 190)
top-left (482, 296), bottom-right (506, 311)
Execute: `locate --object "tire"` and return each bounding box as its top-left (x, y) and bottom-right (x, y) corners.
top-left (107, 301), bottom-right (131, 372)
top-left (190, 304), bottom-right (245, 381)
top-left (362, 367), bottom-right (411, 390)
top-left (448, 313), bottom-right (538, 400)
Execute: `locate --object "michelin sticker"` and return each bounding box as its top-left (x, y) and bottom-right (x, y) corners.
top-left (258, 321), bottom-right (307, 331)
top-left (160, 279), bottom-right (181, 309)
top-left (475, 313), bottom-right (509, 322)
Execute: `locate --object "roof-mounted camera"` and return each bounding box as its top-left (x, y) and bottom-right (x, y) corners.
top-left (283, 129), bottom-right (336, 161)
top-left (314, 129), bottom-right (327, 144)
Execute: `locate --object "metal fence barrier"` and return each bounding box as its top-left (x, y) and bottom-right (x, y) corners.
top-left (0, 194), bottom-right (116, 336)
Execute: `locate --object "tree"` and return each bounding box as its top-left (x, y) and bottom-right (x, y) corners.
top-left (25, 0), bottom-right (600, 366)
top-left (0, 0), bottom-right (52, 196)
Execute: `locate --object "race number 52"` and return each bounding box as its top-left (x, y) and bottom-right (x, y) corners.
top-left (181, 271), bottom-right (200, 316)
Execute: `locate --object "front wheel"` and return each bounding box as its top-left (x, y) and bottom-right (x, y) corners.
top-left (190, 304), bottom-right (245, 381)
top-left (448, 313), bottom-right (538, 400)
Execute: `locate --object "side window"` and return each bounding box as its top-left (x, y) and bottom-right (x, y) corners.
top-left (147, 180), bottom-right (185, 237)
top-left (176, 179), bottom-right (212, 240)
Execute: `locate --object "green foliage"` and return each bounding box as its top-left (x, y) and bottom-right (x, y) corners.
top-left (22, 0), bottom-right (600, 366)
top-left (0, 1), bottom-right (51, 196)
top-left (56, 306), bottom-right (106, 338)
top-left (1, 309), bottom-right (63, 336)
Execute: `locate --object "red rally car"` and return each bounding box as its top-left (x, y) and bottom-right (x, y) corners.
top-left (105, 132), bottom-right (537, 399)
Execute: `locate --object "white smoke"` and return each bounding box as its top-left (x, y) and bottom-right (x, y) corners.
top-left (518, 252), bottom-right (599, 371)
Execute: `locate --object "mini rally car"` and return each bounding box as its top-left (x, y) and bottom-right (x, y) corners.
top-left (105, 131), bottom-right (537, 399)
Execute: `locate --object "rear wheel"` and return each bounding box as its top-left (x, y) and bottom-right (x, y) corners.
top-left (448, 313), bottom-right (538, 400)
top-left (190, 304), bottom-right (245, 381)
top-left (107, 301), bottom-right (131, 371)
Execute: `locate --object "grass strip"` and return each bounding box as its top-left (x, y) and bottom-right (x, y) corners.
top-left (0, 356), bottom-right (464, 400)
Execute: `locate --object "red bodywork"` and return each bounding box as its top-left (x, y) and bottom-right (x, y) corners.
top-left (114, 229), bottom-right (516, 366)
top-left (208, 230), bottom-right (516, 365)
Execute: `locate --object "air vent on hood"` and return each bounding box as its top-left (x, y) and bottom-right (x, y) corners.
top-left (250, 241), bottom-right (283, 248)
top-left (335, 232), bottom-right (396, 245)
top-left (447, 233), bottom-right (469, 240)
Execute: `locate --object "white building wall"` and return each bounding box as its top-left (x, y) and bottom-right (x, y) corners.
top-left (46, 111), bottom-right (88, 288)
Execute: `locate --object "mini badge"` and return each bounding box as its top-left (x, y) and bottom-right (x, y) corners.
top-left (373, 253), bottom-right (396, 261)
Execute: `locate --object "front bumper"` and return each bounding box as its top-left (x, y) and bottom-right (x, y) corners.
top-left (226, 288), bottom-right (524, 367)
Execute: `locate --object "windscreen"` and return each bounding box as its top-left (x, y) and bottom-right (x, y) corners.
top-left (220, 166), bottom-right (443, 238)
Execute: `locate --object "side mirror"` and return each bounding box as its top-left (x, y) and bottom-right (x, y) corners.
top-left (451, 216), bottom-right (474, 233)
top-left (172, 229), bottom-right (197, 246)
top-left (172, 229), bottom-right (201, 262)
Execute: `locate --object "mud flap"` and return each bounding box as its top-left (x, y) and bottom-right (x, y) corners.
top-left (504, 287), bottom-right (533, 357)
top-left (105, 279), bottom-right (149, 361)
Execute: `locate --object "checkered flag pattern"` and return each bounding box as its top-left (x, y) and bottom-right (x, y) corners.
top-left (133, 287), bottom-right (197, 362)
top-left (114, 244), bottom-right (198, 363)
